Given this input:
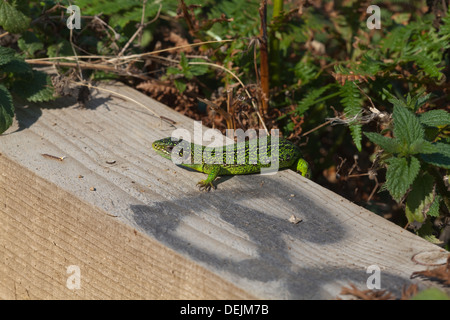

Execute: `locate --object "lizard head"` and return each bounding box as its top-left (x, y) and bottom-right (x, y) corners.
top-left (152, 137), bottom-right (189, 161)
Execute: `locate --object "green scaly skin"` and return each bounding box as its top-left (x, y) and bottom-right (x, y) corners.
top-left (152, 136), bottom-right (310, 191)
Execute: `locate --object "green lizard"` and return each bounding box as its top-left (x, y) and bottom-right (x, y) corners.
top-left (152, 136), bottom-right (310, 191)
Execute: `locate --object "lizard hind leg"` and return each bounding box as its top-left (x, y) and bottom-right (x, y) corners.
top-left (295, 158), bottom-right (311, 178)
top-left (197, 164), bottom-right (221, 191)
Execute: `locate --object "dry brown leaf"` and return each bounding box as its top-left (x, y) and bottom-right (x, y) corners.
top-left (340, 283), bottom-right (395, 300)
top-left (331, 72), bottom-right (375, 86)
top-left (411, 256), bottom-right (450, 286)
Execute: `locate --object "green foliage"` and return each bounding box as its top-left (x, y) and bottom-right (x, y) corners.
top-left (339, 82), bottom-right (363, 151)
top-left (73, 0), bottom-right (166, 29)
top-left (384, 156), bottom-right (420, 202)
top-left (0, 0), bottom-right (30, 33)
top-left (365, 94), bottom-right (449, 231)
top-left (166, 53), bottom-right (209, 93)
top-left (0, 43), bottom-right (55, 133)
top-left (0, 85), bottom-right (14, 134)
top-left (410, 288), bottom-right (450, 300)
top-left (295, 84), bottom-right (332, 116)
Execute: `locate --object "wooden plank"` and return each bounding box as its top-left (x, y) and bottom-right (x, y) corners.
top-left (0, 81), bottom-right (448, 299)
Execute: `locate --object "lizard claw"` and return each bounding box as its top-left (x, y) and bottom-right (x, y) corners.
top-left (197, 180), bottom-right (215, 192)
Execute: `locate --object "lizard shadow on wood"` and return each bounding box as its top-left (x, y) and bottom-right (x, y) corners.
top-left (130, 176), bottom-right (414, 298)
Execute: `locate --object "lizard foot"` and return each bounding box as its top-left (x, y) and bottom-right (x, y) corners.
top-left (197, 180), bottom-right (215, 192)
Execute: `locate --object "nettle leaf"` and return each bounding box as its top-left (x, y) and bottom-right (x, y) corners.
top-left (188, 59), bottom-right (209, 77)
top-left (406, 92), bottom-right (431, 111)
top-left (405, 173), bottom-right (436, 223)
top-left (393, 104), bottom-right (424, 145)
top-left (0, 0), bottom-right (30, 34)
top-left (420, 142), bottom-right (450, 169)
top-left (173, 79), bottom-right (187, 93)
top-left (409, 139), bottom-right (438, 155)
top-left (385, 156), bottom-right (420, 201)
top-left (166, 66), bottom-right (182, 76)
top-left (0, 46), bottom-right (16, 66)
top-left (1, 58), bottom-right (32, 74)
top-left (0, 45), bottom-right (32, 75)
top-left (178, 53), bottom-right (194, 79)
top-left (11, 70), bottom-right (55, 102)
top-left (364, 132), bottom-right (401, 153)
top-left (0, 84), bottom-right (14, 134)
top-left (17, 31), bottom-right (44, 58)
top-left (388, 96), bottom-right (410, 110)
top-left (419, 109), bottom-right (450, 127)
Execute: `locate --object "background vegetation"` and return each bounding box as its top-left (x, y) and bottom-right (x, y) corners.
top-left (0, 0), bottom-right (449, 249)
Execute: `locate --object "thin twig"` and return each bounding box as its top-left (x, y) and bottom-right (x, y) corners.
top-left (24, 40), bottom-right (232, 64)
top-left (258, 0), bottom-right (270, 115)
top-left (118, 2), bottom-right (162, 56)
top-left (71, 80), bottom-right (160, 118)
top-left (69, 23), bottom-right (83, 81)
top-left (301, 120), bottom-right (332, 137)
top-left (189, 61), bottom-right (269, 134)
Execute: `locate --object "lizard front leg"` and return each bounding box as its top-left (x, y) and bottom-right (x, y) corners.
top-left (197, 164), bottom-right (221, 191)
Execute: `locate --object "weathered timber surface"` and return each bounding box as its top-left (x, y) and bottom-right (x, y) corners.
top-left (0, 81), bottom-right (448, 299)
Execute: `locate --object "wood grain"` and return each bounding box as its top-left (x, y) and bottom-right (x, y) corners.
top-left (0, 81), bottom-right (448, 299)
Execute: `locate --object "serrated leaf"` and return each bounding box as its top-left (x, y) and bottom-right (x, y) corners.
top-left (47, 40), bottom-right (73, 58)
top-left (295, 84), bottom-right (331, 115)
top-left (166, 66), bottom-right (182, 76)
top-left (0, 1), bottom-right (30, 34)
top-left (405, 173), bottom-right (435, 223)
top-left (419, 109), bottom-right (450, 127)
top-left (350, 124), bottom-right (362, 152)
top-left (179, 52), bottom-right (189, 70)
top-left (409, 139), bottom-right (438, 155)
top-left (420, 142), bottom-right (450, 169)
top-left (293, 61), bottom-right (318, 85)
top-left (17, 31), bottom-right (44, 58)
top-left (0, 84), bottom-right (14, 134)
top-left (413, 54), bottom-right (443, 79)
top-left (11, 70), bottom-right (55, 102)
top-left (1, 58), bottom-right (32, 74)
top-left (393, 104), bottom-right (424, 145)
top-left (173, 79), bottom-right (187, 93)
top-left (427, 194), bottom-right (441, 218)
top-left (364, 132), bottom-right (401, 153)
top-left (388, 96), bottom-right (410, 110)
top-left (385, 156), bottom-right (420, 201)
top-left (188, 59), bottom-right (209, 77)
top-left (0, 46), bottom-right (17, 66)
top-left (339, 82), bottom-right (363, 151)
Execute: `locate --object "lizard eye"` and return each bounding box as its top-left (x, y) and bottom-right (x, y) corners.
top-left (166, 146), bottom-right (174, 153)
